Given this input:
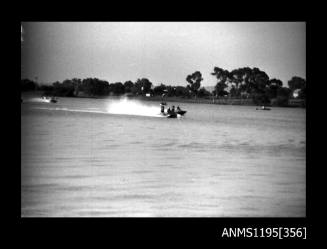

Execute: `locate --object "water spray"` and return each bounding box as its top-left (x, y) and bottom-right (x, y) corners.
top-left (106, 97), bottom-right (163, 117)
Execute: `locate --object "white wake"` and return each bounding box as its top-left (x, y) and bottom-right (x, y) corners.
top-left (106, 98), bottom-right (163, 117)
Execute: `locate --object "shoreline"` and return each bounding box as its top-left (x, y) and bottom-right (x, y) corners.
top-left (21, 91), bottom-right (305, 108)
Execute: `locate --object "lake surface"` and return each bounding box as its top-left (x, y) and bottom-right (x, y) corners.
top-left (21, 95), bottom-right (306, 217)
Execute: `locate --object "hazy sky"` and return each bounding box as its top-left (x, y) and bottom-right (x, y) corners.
top-left (21, 22), bottom-right (306, 87)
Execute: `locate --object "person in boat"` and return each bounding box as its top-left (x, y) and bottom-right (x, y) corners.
top-left (176, 106), bottom-right (181, 112)
top-left (171, 106), bottom-right (175, 113)
top-left (167, 107), bottom-right (171, 114)
top-left (160, 104), bottom-right (165, 114)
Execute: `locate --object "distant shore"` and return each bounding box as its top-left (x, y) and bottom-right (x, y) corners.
top-left (138, 95), bottom-right (255, 105)
top-left (136, 96), bottom-right (305, 108)
top-left (21, 91), bottom-right (305, 108)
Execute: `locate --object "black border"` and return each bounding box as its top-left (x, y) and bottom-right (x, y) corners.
top-left (12, 6), bottom-right (317, 243)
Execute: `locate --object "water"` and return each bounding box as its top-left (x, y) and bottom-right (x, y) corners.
top-left (21, 96), bottom-right (306, 217)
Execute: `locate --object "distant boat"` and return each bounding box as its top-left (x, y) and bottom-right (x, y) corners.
top-left (42, 96), bottom-right (58, 103)
top-left (256, 106), bottom-right (271, 111)
top-left (50, 97), bottom-right (58, 103)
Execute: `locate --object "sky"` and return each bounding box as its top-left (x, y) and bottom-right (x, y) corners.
top-left (21, 22), bottom-right (306, 87)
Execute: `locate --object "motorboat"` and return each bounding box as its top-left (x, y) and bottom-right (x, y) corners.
top-left (160, 112), bottom-right (179, 118)
top-left (160, 105), bottom-right (186, 118)
top-left (42, 96), bottom-right (58, 103)
top-left (256, 106), bottom-right (271, 111)
top-left (50, 97), bottom-right (58, 103)
top-left (166, 112), bottom-right (178, 118)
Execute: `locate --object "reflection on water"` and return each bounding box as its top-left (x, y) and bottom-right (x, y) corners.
top-left (21, 96), bottom-right (306, 217)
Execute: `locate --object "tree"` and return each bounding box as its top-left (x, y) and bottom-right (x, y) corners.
top-left (81, 78), bottom-right (109, 96)
top-left (197, 87), bottom-right (211, 98)
top-left (186, 71), bottom-right (203, 97)
top-left (175, 86), bottom-right (191, 98)
top-left (213, 89), bottom-right (229, 97)
top-left (298, 86), bottom-right (306, 99)
top-left (288, 76), bottom-right (306, 91)
top-left (96, 79), bottom-right (110, 95)
top-left (211, 67), bottom-right (229, 97)
top-left (229, 85), bottom-right (238, 97)
top-left (250, 68), bottom-right (270, 105)
top-left (266, 78), bottom-right (283, 99)
top-left (123, 81), bottom-right (134, 93)
top-left (130, 85), bottom-right (139, 95)
top-left (248, 67), bottom-right (270, 93)
top-left (21, 79), bottom-right (37, 91)
top-left (110, 82), bottom-right (125, 95)
top-left (134, 78), bottom-right (152, 95)
top-left (275, 87), bottom-right (292, 106)
top-left (288, 76), bottom-right (306, 100)
top-left (153, 84), bottom-right (167, 96)
top-left (61, 79), bottom-right (75, 96)
top-left (237, 67), bottom-right (253, 95)
top-left (38, 84), bottom-right (54, 93)
top-left (62, 79), bottom-right (74, 89)
top-left (165, 85), bottom-right (176, 97)
top-left (229, 69), bottom-right (245, 97)
top-left (50, 79), bottom-right (75, 97)
top-left (71, 78), bottom-right (82, 96)
top-left (252, 92), bottom-right (271, 105)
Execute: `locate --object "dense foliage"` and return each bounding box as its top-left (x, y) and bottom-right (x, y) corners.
top-left (210, 66), bottom-right (305, 106)
top-left (21, 66), bottom-right (306, 106)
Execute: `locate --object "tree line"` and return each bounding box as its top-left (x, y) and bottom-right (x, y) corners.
top-left (21, 66), bottom-right (306, 106)
top-left (210, 67), bottom-right (306, 106)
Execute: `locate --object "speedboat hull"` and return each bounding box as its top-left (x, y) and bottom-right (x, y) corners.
top-left (167, 113), bottom-right (177, 118)
top-left (176, 110), bottom-right (186, 115)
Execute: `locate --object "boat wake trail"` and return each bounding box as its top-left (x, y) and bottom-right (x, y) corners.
top-left (25, 98), bottom-right (52, 103)
top-left (31, 107), bottom-right (109, 114)
top-left (106, 98), bottom-right (163, 117)
top-left (31, 98), bottom-right (164, 118)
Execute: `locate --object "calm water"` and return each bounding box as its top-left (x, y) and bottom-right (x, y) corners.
top-left (21, 96), bottom-right (306, 217)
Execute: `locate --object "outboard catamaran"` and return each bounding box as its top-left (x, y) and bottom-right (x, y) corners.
top-left (160, 102), bottom-right (187, 118)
